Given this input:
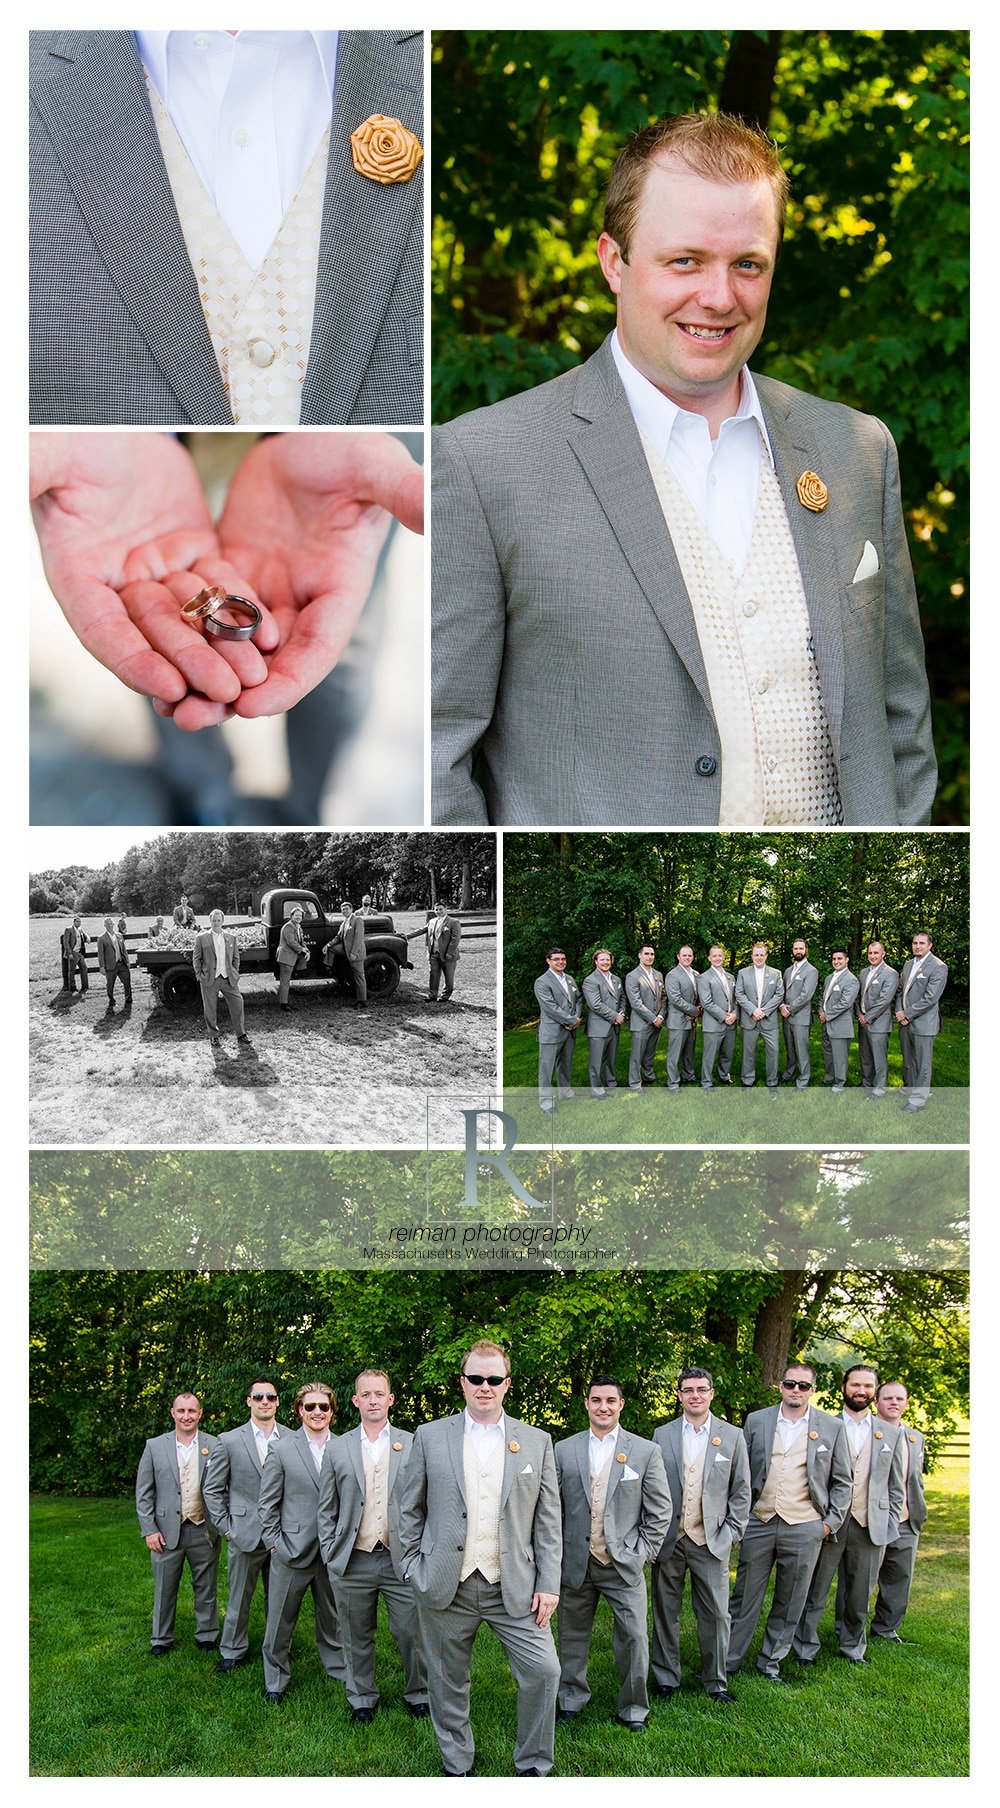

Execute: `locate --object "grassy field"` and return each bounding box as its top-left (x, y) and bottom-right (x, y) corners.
top-left (29, 914), bottom-right (497, 1146)
top-left (501, 1018), bottom-right (969, 1145)
top-left (29, 1462), bottom-right (967, 1777)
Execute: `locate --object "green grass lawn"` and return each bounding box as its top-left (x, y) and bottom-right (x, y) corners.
top-left (30, 1463), bottom-right (968, 1776)
top-left (502, 1016), bottom-right (969, 1145)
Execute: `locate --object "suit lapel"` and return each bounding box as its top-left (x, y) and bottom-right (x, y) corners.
top-left (664, 1419), bottom-right (683, 1505)
top-left (499, 1415), bottom-right (520, 1511)
top-left (347, 1428), bottom-right (365, 1494)
top-left (294, 1427), bottom-right (321, 1489)
top-left (604, 1431), bottom-right (627, 1507)
top-left (567, 346), bottom-right (715, 719)
top-left (32, 32), bottom-right (233, 422)
top-left (387, 1426), bottom-right (403, 1493)
top-left (755, 375), bottom-right (847, 757)
top-left (447, 1413), bottom-right (468, 1504)
top-left (302, 31), bottom-right (423, 422)
top-left (574, 1430), bottom-right (590, 1501)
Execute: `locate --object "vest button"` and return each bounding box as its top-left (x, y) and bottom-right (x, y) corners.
top-left (695, 756), bottom-right (717, 777)
top-left (249, 340), bottom-right (276, 369)
top-left (743, 600), bottom-right (757, 617)
top-left (756, 677), bottom-right (769, 694)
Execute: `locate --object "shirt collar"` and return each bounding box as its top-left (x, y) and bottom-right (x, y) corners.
top-left (588, 1425), bottom-right (620, 1453)
top-left (610, 327), bottom-right (775, 468)
top-left (136, 31), bottom-right (338, 105)
top-left (464, 1409), bottom-right (505, 1437)
top-left (843, 1409), bottom-right (872, 1435)
top-left (682, 1415), bottom-right (710, 1437)
top-left (360, 1422), bottom-right (391, 1447)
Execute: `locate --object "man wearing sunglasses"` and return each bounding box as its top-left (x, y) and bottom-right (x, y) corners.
top-left (397, 1339), bottom-right (562, 1776)
top-left (726, 1361), bottom-right (852, 1682)
top-left (258, 1381), bottom-right (346, 1703)
top-left (202, 1377), bottom-right (283, 1674)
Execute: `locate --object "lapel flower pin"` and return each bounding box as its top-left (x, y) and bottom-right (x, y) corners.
top-left (796, 470), bottom-right (829, 512)
top-left (908, 1434), bottom-right (916, 1443)
top-left (351, 115), bottom-right (423, 184)
top-left (711, 1435), bottom-right (722, 1447)
top-left (201, 1446), bottom-right (209, 1456)
top-left (874, 1429), bottom-right (883, 1439)
top-left (392, 1442), bottom-right (403, 1451)
top-left (809, 1429), bottom-right (818, 1440)
top-left (616, 1451), bottom-right (627, 1463)
top-left (508, 1440), bottom-right (520, 1453)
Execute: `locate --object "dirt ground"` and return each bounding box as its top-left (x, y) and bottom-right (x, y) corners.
top-left (29, 913), bottom-right (497, 1146)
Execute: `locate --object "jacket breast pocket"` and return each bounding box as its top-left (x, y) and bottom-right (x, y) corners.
top-left (845, 571), bottom-right (886, 627)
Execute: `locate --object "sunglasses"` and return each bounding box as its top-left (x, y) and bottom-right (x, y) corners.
top-left (302, 1401), bottom-right (332, 1413)
top-left (251, 1392), bottom-right (278, 1403)
top-left (463, 1374), bottom-right (506, 1387)
top-left (781, 1379), bottom-right (813, 1391)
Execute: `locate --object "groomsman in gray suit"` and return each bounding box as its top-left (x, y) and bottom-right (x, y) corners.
top-left (258, 1382), bottom-right (346, 1702)
top-left (779, 938), bottom-right (819, 1088)
top-left (650, 1369), bottom-right (751, 1702)
top-left (871, 1381), bottom-right (928, 1641)
top-left (582, 950), bottom-right (626, 1097)
top-left (857, 942), bottom-right (900, 1097)
top-left (135, 1390), bottom-right (221, 1655)
top-left (397, 1339), bottom-right (562, 1777)
top-left (554, 1377), bottom-right (671, 1730)
top-left (895, 931), bottom-right (949, 1112)
top-left (534, 949), bottom-right (582, 1112)
top-left (318, 1368), bottom-right (428, 1722)
top-left (665, 946), bottom-right (701, 1091)
top-left (698, 945), bottom-right (738, 1089)
top-left (793, 1365), bottom-right (904, 1665)
top-left (818, 950), bottom-right (860, 1092)
top-left (624, 944), bottom-right (665, 1089)
top-left (727, 1362), bottom-right (852, 1681)
top-left (735, 942), bottom-right (784, 1089)
top-left (428, 902), bottom-right (462, 1003)
top-left (202, 1377), bottom-right (282, 1672)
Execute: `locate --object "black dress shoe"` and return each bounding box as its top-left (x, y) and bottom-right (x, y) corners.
top-left (872, 1631), bottom-right (905, 1644)
top-left (350, 1705), bottom-right (377, 1724)
top-left (405, 1701), bottom-right (431, 1718)
top-left (237, 1033), bottom-right (251, 1044)
top-left (216, 1654), bottom-right (250, 1673)
top-left (195, 1639), bottom-right (218, 1651)
top-left (652, 1683), bottom-right (678, 1700)
top-left (617, 1716), bottom-right (647, 1732)
top-left (794, 1654), bottom-right (817, 1666)
top-left (706, 1687), bottom-right (736, 1704)
top-left (758, 1672), bottom-right (788, 1685)
top-left (838, 1653), bottom-right (867, 1664)
top-left (264, 1690), bottom-right (285, 1704)
top-left (150, 1644), bottom-right (172, 1657)
top-left (555, 1708), bottom-right (579, 1725)
top-left (517, 1769), bottom-right (543, 1776)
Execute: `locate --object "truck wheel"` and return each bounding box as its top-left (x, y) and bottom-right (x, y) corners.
top-left (364, 953), bottom-right (400, 999)
top-left (160, 966), bottom-right (200, 1010)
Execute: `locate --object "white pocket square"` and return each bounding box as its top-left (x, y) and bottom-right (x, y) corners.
top-left (520, 1463), bottom-right (533, 1474)
top-left (817, 1444), bottom-right (828, 1453)
top-left (622, 1465), bottom-right (640, 1481)
top-left (714, 1453), bottom-right (728, 1464)
top-left (852, 540), bottom-right (880, 583)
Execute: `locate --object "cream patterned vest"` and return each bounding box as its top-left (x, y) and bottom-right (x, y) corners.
top-left (356, 1439), bottom-right (391, 1552)
top-left (640, 430), bottom-right (842, 827)
top-left (849, 1430), bottom-right (873, 1528)
top-left (898, 1435), bottom-right (910, 1523)
top-left (679, 1433), bottom-right (708, 1545)
top-left (460, 1429), bottom-right (504, 1584)
top-left (178, 1445), bottom-right (205, 1525)
top-left (589, 1455), bottom-right (613, 1566)
top-left (753, 1421), bottom-right (819, 1524)
top-left (146, 77), bottom-right (329, 424)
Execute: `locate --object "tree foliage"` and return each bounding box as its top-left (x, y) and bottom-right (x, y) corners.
top-left (432, 30), bottom-right (969, 820)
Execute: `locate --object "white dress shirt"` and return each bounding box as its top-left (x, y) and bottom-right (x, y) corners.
top-left (135, 30), bottom-right (339, 269)
top-left (775, 1407), bottom-right (809, 1449)
top-left (360, 1423), bottom-right (391, 1467)
top-left (464, 1410), bottom-right (505, 1450)
top-left (611, 328), bottom-right (776, 575)
top-left (588, 1425), bottom-right (619, 1477)
top-left (842, 1410), bottom-right (873, 1460)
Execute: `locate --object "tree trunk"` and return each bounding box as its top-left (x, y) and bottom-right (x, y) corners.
top-left (751, 1271), bottom-right (806, 1398)
top-left (718, 32), bottom-right (783, 132)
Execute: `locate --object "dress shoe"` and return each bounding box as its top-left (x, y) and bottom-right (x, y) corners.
top-left (264, 1690), bottom-right (285, 1704)
top-left (210, 1034), bottom-right (222, 1047)
top-left (350, 1706), bottom-right (377, 1724)
top-left (902, 1100), bottom-right (926, 1113)
top-left (793, 1654), bottom-right (817, 1667)
top-left (216, 1654), bottom-right (249, 1673)
top-left (517, 1770), bottom-right (543, 1776)
top-left (237, 1034), bottom-right (250, 1045)
top-left (557, 1088), bottom-right (576, 1100)
top-left (195, 1639), bottom-right (218, 1651)
top-left (706, 1687), bottom-right (736, 1704)
top-left (757, 1671), bottom-right (788, 1685)
top-left (150, 1644), bottom-right (172, 1657)
top-left (540, 1100), bottom-right (556, 1114)
top-left (831, 1083), bottom-right (845, 1093)
top-left (652, 1683), bottom-right (678, 1700)
top-left (405, 1701), bottom-right (431, 1718)
top-left (872, 1631), bottom-right (905, 1643)
top-left (555, 1708), bottom-right (579, 1725)
top-left (838, 1653), bottom-right (867, 1664)
top-left (616, 1717), bottom-right (647, 1733)
top-left (717, 1075), bottom-right (733, 1084)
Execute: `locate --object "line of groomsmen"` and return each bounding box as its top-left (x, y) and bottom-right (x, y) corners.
top-left (134, 1346), bottom-right (928, 1777)
top-left (534, 932), bottom-right (949, 1114)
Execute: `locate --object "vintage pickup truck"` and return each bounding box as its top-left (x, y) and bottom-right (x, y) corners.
top-left (135, 888), bottom-right (413, 1009)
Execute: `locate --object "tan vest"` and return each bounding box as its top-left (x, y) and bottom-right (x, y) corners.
top-left (897, 1434), bottom-right (910, 1523)
top-left (460, 1427), bottom-right (504, 1584)
top-left (178, 1444), bottom-right (205, 1525)
top-left (641, 430), bottom-right (842, 827)
top-left (589, 1455), bottom-right (613, 1566)
top-left (355, 1438), bottom-right (390, 1552)
top-left (146, 77), bottom-right (329, 425)
top-left (849, 1427), bottom-right (874, 1528)
top-left (679, 1431), bottom-right (709, 1545)
top-left (754, 1420), bottom-right (819, 1524)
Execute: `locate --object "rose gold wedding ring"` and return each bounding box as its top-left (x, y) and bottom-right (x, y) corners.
top-left (181, 584), bottom-right (229, 621)
top-left (203, 594), bottom-right (263, 642)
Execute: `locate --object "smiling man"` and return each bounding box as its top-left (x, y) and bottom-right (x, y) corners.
top-left (433, 112), bottom-right (935, 827)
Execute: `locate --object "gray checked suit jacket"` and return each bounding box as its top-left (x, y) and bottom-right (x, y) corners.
top-left (396, 1412), bottom-right (562, 1617)
top-left (838, 1418), bottom-right (905, 1546)
top-left (857, 963), bottom-right (900, 1031)
top-left (898, 953), bottom-right (949, 1035)
top-left (782, 960), bottom-right (819, 1018)
top-left (882, 1421), bottom-right (927, 1536)
top-left (582, 969), bottom-right (624, 1036)
top-left (625, 966), bottom-right (665, 1029)
top-left (432, 336), bottom-right (936, 827)
top-left (819, 969), bottom-right (861, 1038)
top-left (665, 965), bottom-right (701, 1030)
top-left (653, 1415), bottom-right (751, 1562)
top-left (697, 966), bottom-right (737, 1026)
top-left (317, 1425), bottom-right (414, 1580)
top-left (135, 1430), bottom-right (221, 1550)
top-left (202, 1421), bottom-right (280, 1553)
top-left (534, 969), bottom-right (581, 1042)
top-left (742, 1406), bottom-right (853, 1535)
top-left (734, 965), bottom-right (784, 1029)
top-left (30, 31), bottom-right (423, 425)
top-left (555, 1427), bottom-right (671, 1590)
top-left (258, 1428), bottom-right (329, 1568)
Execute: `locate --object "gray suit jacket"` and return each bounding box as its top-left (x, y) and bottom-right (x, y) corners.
top-left (838, 1418), bottom-right (905, 1546)
top-left (432, 336), bottom-right (936, 826)
top-left (201, 1421), bottom-right (281, 1553)
top-left (819, 968), bottom-right (860, 1037)
top-left (898, 953), bottom-right (949, 1035)
top-left (192, 931), bottom-right (241, 987)
top-left (317, 1424), bottom-right (414, 1580)
top-left (742, 1405), bottom-right (853, 1535)
top-left (30, 30), bottom-right (423, 425)
top-left (652, 1415), bottom-right (751, 1562)
top-left (697, 966), bottom-right (737, 1027)
top-left (135, 1430), bottom-right (221, 1550)
top-left (734, 965), bottom-right (784, 1028)
top-left (665, 965), bottom-right (701, 1030)
top-left (396, 1411), bottom-right (562, 1616)
top-left (857, 963), bottom-right (899, 1031)
top-left (782, 960), bottom-right (819, 1018)
top-left (554, 1427), bottom-right (671, 1590)
top-left (258, 1427), bottom-right (329, 1568)
top-left (624, 965), bottom-right (665, 1029)
top-left (534, 969), bottom-right (581, 1042)
top-left (582, 969), bottom-right (624, 1037)
top-left (881, 1420), bottom-right (927, 1535)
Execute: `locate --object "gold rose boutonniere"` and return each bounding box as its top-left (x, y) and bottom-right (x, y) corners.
top-left (351, 115), bottom-right (423, 184)
top-left (508, 1440), bottom-right (520, 1453)
top-left (393, 1442), bottom-right (403, 1451)
top-left (616, 1451), bottom-right (627, 1463)
top-left (201, 1446), bottom-right (209, 1456)
top-left (809, 1429), bottom-right (819, 1440)
top-left (796, 470), bottom-right (829, 513)
top-left (711, 1436), bottom-right (722, 1447)
top-left (874, 1429), bottom-right (884, 1439)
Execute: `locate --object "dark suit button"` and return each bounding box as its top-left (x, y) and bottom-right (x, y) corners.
top-left (695, 756), bottom-right (717, 777)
